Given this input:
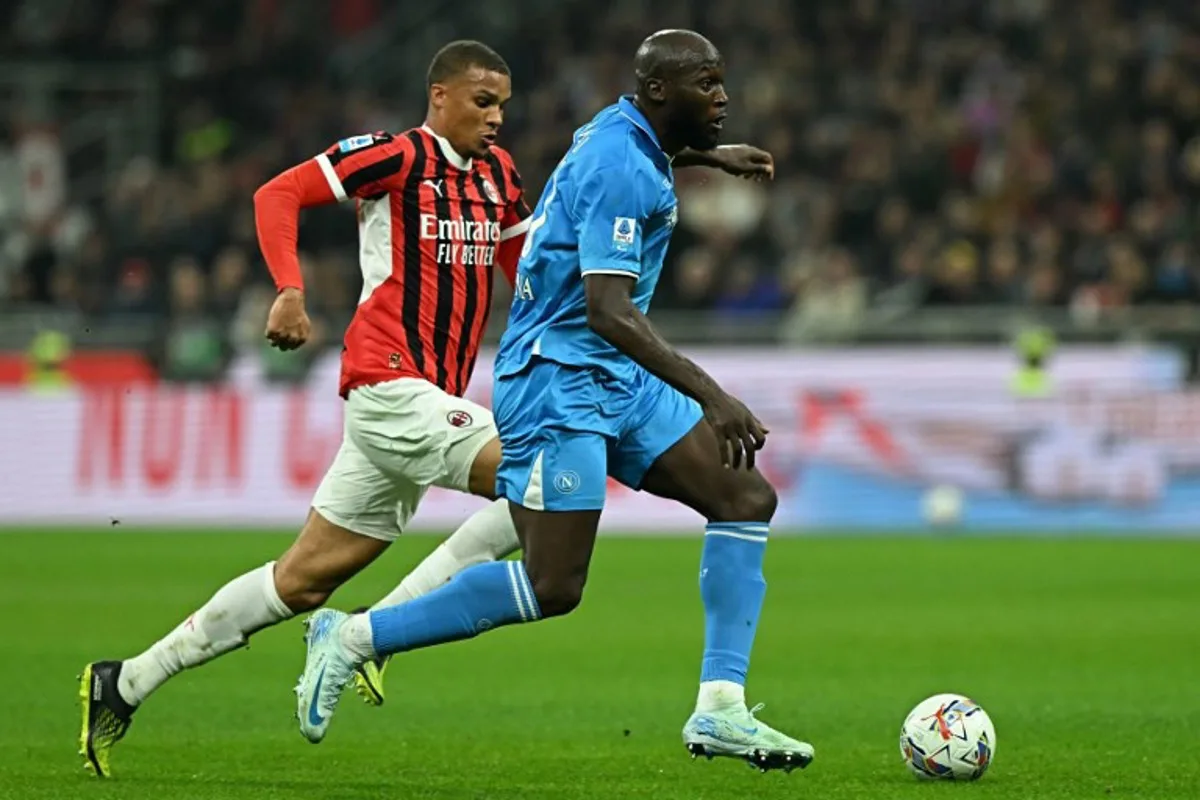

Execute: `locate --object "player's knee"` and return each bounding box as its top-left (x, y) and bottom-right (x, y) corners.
top-left (275, 582), bottom-right (331, 614)
top-left (710, 474), bottom-right (778, 523)
top-left (272, 560), bottom-right (334, 613)
top-left (529, 573), bottom-right (587, 618)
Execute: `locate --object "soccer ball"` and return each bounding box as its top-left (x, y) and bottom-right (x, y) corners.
top-left (899, 693), bottom-right (996, 780)
top-left (921, 484), bottom-right (964, 527)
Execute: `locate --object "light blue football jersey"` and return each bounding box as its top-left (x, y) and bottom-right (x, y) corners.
top-left (494, 96), bottom-right (679, 384)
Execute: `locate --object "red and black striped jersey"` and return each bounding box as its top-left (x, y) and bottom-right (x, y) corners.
top-left (314, 126), bottom-right (530, 398)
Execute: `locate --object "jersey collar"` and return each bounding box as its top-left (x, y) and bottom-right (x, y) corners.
top-left (421, 124), bottom-right (472, 171)
top-left (617, 96), bottom-right (672, 165)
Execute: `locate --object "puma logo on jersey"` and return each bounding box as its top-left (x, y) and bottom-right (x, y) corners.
top-left (423, 179), bottom-right (445, 197)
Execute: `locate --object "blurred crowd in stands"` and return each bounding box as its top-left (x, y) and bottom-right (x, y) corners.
top-left (2, 0), bottom-right (1200, 373)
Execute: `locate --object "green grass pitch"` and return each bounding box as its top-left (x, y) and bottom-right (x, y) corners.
top-left (1, 530), bottom-right (1198, 799)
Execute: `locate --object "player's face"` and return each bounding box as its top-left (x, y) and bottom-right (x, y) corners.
top-left (434, 67), bottom-right (512, 159)
top-left (668, 61), bottom-right (728, 151)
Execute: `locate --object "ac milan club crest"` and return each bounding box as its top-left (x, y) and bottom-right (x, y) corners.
top-left (446, 409), bottom-right (473, 428)
top-left (481, 178), bottom-right (500, 204)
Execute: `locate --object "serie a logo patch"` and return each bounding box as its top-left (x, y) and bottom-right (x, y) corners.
top-left (612, 217), bottom-right (635, 250)
top-left (337, 134), bottom-right (376, 153)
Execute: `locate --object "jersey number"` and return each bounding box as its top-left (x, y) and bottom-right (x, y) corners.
top-left (518, 125), bottom-right (595, 261)
top-left (520, 173), bottom-right (558, 260)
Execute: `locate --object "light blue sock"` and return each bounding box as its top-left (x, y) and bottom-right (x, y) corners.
top-left (369, 560), bottom-right (540, 655)
top-left (699, 521), bottom-right (769, 684)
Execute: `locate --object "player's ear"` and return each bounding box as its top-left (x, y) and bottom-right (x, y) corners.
top-left (428, 83), bottom-right (447, 111)
top-left (643, 78), bottom-right (667, 104)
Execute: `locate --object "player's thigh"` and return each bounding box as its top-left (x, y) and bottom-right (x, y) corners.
top-left (466, 435), bottom-right (502, 498)
top-left (275, 508), bottom-right (391, 604)
top-left (509, 503), bottom-right (601, 617)
top-left (618, 381), bottom-right (778, 523)
top-left (491, 361), bottom-right (614, 613)
top-left (348, 378), bottom-right (497, 498)
top-left (494, 404), bottom-right (606, 588)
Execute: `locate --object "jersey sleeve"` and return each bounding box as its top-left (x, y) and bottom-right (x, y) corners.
top-left (314, 132), bottom-right (410, 201)
top-left (496, 165), bottom-right (532, 286)
top-left (253, 159), bottom-right (340, 291)
top-left (571, 162), bottom-right (656, 279)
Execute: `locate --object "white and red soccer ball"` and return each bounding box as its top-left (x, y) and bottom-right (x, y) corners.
top-left (899, 693), bottom-right (996, 781)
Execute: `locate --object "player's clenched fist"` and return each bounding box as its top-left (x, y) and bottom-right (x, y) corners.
top-left (265, 287), bottom-right (311, 351)
top-left (698, 388), bottom-right (768, 470)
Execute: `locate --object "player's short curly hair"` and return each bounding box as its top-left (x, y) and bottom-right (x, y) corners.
top-left (427, 40), bottom-right (510, 89)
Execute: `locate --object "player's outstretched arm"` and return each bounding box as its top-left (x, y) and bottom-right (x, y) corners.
top-left (252, 161), bottom-right (340, 350)
top-left (253, 133), bottom-right (409, 350)
top-left (672, 144), bottom-right (774, 180)
top-left (584, 274), bottom-right (767, 468)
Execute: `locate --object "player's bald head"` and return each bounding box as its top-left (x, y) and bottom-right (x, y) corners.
top-left (631, 29), bottom-right (728, 155)
top-left (634, 29), bottom-right (721, 86)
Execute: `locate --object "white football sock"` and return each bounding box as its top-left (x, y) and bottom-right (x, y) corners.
top-left (118, 561), bottom-right (292, 706)
top-left (371, 499), bottom-right (520, 609)
top-left (696, 680), bottom-right (746, 713)
top-left (339, 612), bottom-right (377, 662)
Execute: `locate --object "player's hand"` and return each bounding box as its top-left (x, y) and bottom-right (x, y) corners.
top-left (265, 288), bottom-right (311, 351)
top-left (699, 389), bottom-right (769, 470)
top-left (712, 144), bottom-right (774, 181)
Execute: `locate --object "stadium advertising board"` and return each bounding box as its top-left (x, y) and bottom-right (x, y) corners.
top-left (1, 346), bottom-right (1196, 533)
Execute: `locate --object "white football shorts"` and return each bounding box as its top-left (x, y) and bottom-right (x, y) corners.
top-left (311, 377), bottom-right (496, 541)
